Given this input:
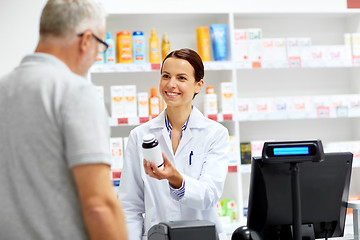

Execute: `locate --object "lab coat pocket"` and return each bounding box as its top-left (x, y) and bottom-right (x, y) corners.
top-left (184, 153), bottom-right (205, 179)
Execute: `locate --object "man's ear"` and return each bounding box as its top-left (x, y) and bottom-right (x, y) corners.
top-left (78, 30), bottom-right (92, 53)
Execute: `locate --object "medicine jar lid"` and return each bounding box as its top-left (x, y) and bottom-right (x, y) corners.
top-left (143, 134), bottom-right (155, 143)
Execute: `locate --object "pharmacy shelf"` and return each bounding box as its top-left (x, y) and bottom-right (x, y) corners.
top-left (108, 113), bottom-right (235, 127)
top-left (235, 60), bottom-right (357, 69)
top-left (233, 10), bottom-right (360, 16)
top-left (203, 61), bottom-right (234, 70)
top-left (90, 61), bottom-right (234, 73)
top-left (238, 114), bottom-right (360, 122)
top-left (90, 61), bottom-right (359, 74)
top-left (91, 63), bottom-right (157, 73)
top-left (109, 116), bottom-right (152, 126)
top-left (205, 113), bottom-right (234, 122)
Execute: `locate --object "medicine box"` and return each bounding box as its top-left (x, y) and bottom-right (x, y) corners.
top-left (240, 142), bottom-right (252, 165)
top-left (204, 93), bottom-right (218, 115)
top-left (137, 92), bottom-right (149, 117)
top-left (220, 82), bottom-right (234, 114)
top-left (262, 38), bottom-right (287, 68)
top-left (270, 97), bottom-right (289, 120)
top-left (348, 94), bottom-right (360, 117)
top-left (330, 95), bottom-right (349, 118)
top-left (288, 96), bottom-right (312, 119)
top-left (312, 95), bottom-right (330, 118)
top-left (326, 45), bottom-right (351, 67)
top-left (247, 28), bottom-right (262, 40)
top-left (287, 38), bottom-right (311, 68)
top-left (351, 33), bottom-right (360, 66)
top-left (252, 97), bottom-right (273, 120)
top-left (233, 29), bottom-right (248, 62)
top-left (248, 39), bottom-right (263, 63)
top-left (111, 86), bottom-right (124, 118)
top-left (351, 33), bottom-right (360, 56)
top-left (110, 137), bottom-right (123, 170)
top-left (228, 136), bottom-right (238, 167)
top-left (247, 29), bottom-right (263, 64)
top-left (344, 33), bottom-right (352, 59)
top-left (250, 140), bottom-right (265, 159)
top-left (123, 85), bottom-right (137, 118)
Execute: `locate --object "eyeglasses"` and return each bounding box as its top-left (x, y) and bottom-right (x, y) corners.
top-left (77, 32), bottom-right (109, 53)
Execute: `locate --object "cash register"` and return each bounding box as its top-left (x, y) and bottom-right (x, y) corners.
top-left (232, 140), bottom-right (353, 240)
top-left (148, 220), bottom-right (218, 240)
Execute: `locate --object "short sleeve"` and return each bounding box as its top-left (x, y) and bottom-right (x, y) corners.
top-left (62, 82), bottom-right (111, 168)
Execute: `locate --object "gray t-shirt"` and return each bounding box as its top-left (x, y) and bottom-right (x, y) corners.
top-left (0, 53), bottom-right (111, 239)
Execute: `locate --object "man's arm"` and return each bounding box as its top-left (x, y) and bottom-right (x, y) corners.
top-left (72, 163), bottom-right (128, 240)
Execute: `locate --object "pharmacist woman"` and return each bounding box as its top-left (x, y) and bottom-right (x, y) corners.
top-left (118, 48), bottom-right (230, 240)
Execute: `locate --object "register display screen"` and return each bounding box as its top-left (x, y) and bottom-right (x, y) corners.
top-left (265, 144), bottom-right (317, 157)
top-left (273, 147), bottom-right (309, 156)
top-left (262, 140), bottom-right (324, 163)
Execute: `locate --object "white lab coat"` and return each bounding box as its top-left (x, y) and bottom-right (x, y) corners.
top-left (118, 106), bottom-right (230, 240)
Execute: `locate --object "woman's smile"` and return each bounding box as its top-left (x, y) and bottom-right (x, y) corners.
top-left (165, 91), bottom-right (181, 98)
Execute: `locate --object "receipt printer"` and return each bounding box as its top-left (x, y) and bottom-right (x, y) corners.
top-left (147, 220), bottom-right (219, 240)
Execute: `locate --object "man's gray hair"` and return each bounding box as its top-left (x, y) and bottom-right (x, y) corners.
top-left (40, 0), bottom-right (106, 38)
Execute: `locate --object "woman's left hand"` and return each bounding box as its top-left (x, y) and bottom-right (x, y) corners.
top-left (143, 153), bottom-right (183, 189)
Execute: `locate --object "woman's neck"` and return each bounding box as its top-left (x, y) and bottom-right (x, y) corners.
top-left (166, 105), bottom-right (192, 130)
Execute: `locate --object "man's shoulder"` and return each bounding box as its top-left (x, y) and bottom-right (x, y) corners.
top-left (0, 72), bottom-right (11, 83)
top-left (20, 53), bottom-right (87, 85)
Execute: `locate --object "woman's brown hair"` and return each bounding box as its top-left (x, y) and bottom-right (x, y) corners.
top-left (161, 48), bottom-right (204, 83)
top-left (161, 48), bottom-right (204, 98)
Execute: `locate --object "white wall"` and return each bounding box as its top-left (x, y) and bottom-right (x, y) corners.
top-left (0, 0), bottom-right (350, 77)
top-left (0, 0), bottom-right (47, 77)
top-left (102, 0), bottom-right (347, 13)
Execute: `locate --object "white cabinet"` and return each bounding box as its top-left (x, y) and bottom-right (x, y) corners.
top-left (89, 8), bottom-right (360, 230)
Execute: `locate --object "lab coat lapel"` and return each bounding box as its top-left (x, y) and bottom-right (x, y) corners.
top-left (158, 106), bottom-right (205, 157)
top-left (149, 111), bottom-right (174, 158)
top-left (175, 127), bottom-right (192, 158)
top-left (175, 107), bottom-right (206, 156)
top-left (162, 127), bottom-right (174, 157)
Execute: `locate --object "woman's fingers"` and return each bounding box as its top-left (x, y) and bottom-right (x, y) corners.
top-left (144, 159), bottom-right (162, 179)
